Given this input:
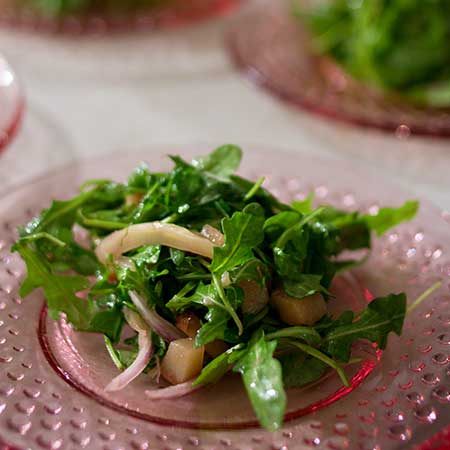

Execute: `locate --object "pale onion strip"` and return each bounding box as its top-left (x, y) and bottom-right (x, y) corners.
top-left (201, 224), bottom-right (224, 246)
top-left (117, 256), bottom-right (135, 271)
top-left (129, 291), bottom-right (185, 342)
top-left (104, 331), bottom-right (153, 392)
top-left (95, 222), bottom-right (214, 264)
top-left (144, 379), bottom-right (201, 400)
top-left (154, 355), bottom-right (161, 384)
top-left (72, 223), bottom-right (91, 250)
top-left (146, 356), bottom-right (162, 384)
top-left (123, 307), bottom-right (148, 334)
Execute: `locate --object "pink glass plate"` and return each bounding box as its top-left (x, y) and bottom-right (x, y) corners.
top-left (0, 145), bottom-right (449, 449)
top-left (0, 0), bottom-right (243, 34)
top-left (227, 2), bottom-right (450, 138)
top-left (0, 56), bottom-right (23, 152)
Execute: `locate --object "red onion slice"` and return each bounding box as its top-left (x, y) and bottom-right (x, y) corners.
top-left (123, 307), bottom-right (148, 334)
top-left (105, 331), bottom-right (153, 392)
top-left (201, 224), bottom-right (224, 246)
top-left (129, 291), bottom-right (185, 342)
top-left (72, 223), bottom-right (91, 249)
top-left (144, 379), bottom-right (201, 400)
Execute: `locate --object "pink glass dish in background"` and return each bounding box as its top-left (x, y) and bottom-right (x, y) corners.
top-left (0, 145), bottom-right (449, 449)
top-left (0, 55), bottom-right (23, 152)
top-left (227, 2), bottom-right (450, 138)
top-left (0, 0), bottom-right (243, 33)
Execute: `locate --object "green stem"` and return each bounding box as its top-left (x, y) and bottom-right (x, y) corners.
top-left (347, 357), bottom-right (363, 365)
top-left (19, 232), bottom-right (66, 247)
top-left (244, 177), bottom-right (265, 201)
top-left (245, 306), bottom-right (269, 328)
top-left (266, 326), bottom-right (321, 344)
top-left (169, 281), bottom-right (197, 304)
top-left (212, 273), bottom-right (244, 335)
top-left (79, 179), bottom-right (111, 192)
top-left (104, 335), bottom-right (124, 370)
top-left (162, 214), bottom-right (179, 224)
top-left (407, 281), bottom-right (442, 313)
top-left (176, 273), bottom-right (212, 281)
top-left (80, 214), bottom-right (128, 230)
top-left (20, 231), bottom-right (67, 247)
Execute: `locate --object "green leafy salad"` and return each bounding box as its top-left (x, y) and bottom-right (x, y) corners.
top-left (20, 0), bottom-right (165, 17)
top-left (13, 146), bottom-right (419, 431)
top-left (298, 0), bottom-right (450, 108)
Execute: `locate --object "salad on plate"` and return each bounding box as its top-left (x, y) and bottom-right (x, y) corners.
top-left (13, 146), bottom-right (420, 431)
top-left (299, 0), bottom-right (450, 108)
top-left (11, 0), bottom-right (166, 17)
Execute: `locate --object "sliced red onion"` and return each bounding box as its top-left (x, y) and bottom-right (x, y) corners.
top-left (144, 379), bottom-right (201, 400)
top-left (201, 224), bottom-right (224, 246)
top-left (155, 355), bottom-right (161, 384)
top-left (123, 307), bottom-right (148, 334)
top-left (147, 356), bottom-right (162, 383)
top-left (129, 291), bottom-right (185, 342)
top-left (72, 223), bottom-right (91, 249)
top-left (105, 331), bottom-right (153, 392)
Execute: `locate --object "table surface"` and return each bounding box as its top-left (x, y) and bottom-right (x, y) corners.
top-left (0, 2), bottom-right (449, 212)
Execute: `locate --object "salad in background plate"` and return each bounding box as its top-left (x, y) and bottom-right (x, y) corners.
top-left (14, 0), bottom-right (165, 17)
top-left (298, 0), bottom-right (450, 108)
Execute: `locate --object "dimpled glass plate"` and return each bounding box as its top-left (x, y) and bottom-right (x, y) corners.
top-left (227, 1), bottom-right (450, 138)
top-left (0, 55), bottom-right (23, 152)
top-left (0, 0), bottom-right (242, 33)
top-left (0, 145), bottom-right (449, 450)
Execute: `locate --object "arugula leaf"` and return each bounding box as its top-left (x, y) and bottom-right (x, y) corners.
top-left (116, 264), bottom-right (153, 303)
top-left (166, 282), bottom-right (217, 312)
top-left (233, 334), bottom-right (286, 432)
top-left (283, 275), bottom-right (329, 299)
top-left (323, 293), bottom-right (407, 361)
top-left (229, 258), bottom-right (269, 288)
top-left (191, 145), bottom-right (242, 178)
top-left (88, 306), bottom-right (124, 343)
top-left (263, 211), bottom-right (301, 242)
top-left (363, 200), bottom-right (419, 236)
top-left (195, 307), bottom-right (235, 346)
top-left (230, 174), bottom-right (291, 214)
top-left (315, 310), bottom-right (354, 336)
top-left (279, 353), bottom-right (328, 388)
top-left (329, 211), bottom-right (370, 251)
top-left (211, 203), bottom-right (265, 275)
top-left (270, 209), bottom-right (327, 285)
top-left (193, 344), bottom-right (246, 386)
top-left (195, 286), bottom-right (242, 346)
top-left (291, 193), bottom-right (314, 214)
top-left (13, 243), bottom-right (95, 330)
top-left (21, 192), bottom-right (94, 236)
top-left (169, 162), bottom-right (206, 208)
top-left (127, 163), bottom-right (153, 190)
top-left (287, 339), bottom-right (349, 386)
